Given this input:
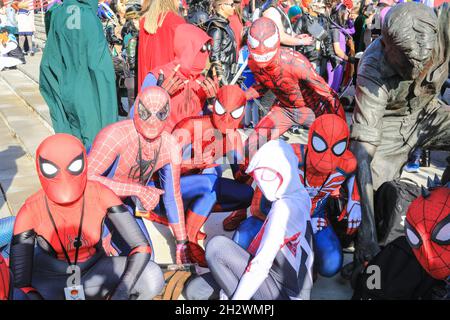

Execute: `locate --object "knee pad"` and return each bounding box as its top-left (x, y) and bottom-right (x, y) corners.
top-left (232, 217), bottom-right (264, 250)
top-left (314, 226), bottom-right (343, 277)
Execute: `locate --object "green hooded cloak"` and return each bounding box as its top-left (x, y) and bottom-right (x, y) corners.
top-left (39, 0), bottom-right (118, 147)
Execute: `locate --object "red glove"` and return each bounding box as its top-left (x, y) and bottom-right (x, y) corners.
top-left (196, 76), bottom-right (219, 100)
top-left (159, 64), bottom-right (187, 96)
top-left (176, 242), bottom-right (191, 265)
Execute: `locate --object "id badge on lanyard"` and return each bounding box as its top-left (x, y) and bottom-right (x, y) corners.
top-left (64, 285), bottom-right (86, 300)
top-left (45, 196), bottom-right (87, 300)
top-left (64, 265), bottom-right (85, 300)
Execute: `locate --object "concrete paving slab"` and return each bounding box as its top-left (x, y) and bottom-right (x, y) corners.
top-left (0, 78), bottom-right (52, 158)
top-left (0, 67), bottom-right (52, 130)
top-left (0, 135), bottom-right (40, 218)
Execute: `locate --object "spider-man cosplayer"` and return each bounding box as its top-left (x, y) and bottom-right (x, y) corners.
top-left (141, 24), bottom-right (219, 133)
top-left (9, 134), bottom-right (164, 300)
top-left (244, 17), bottom-right (346, 158)
top-left (184, 140), bottom-right (314, 300)
top-left (88, 86), bottom-right (190, 264)
top-left (88, 86), bottom-right (241, 266)
top-left (405, 184), bottom-right (450, 281)
top-left (233, 115), bottom-right (361, 277)
top-left (172, 85), bottom-right (254, 266)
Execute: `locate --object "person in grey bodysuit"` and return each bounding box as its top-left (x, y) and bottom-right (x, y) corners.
top-left (349, 2), bottom-right (450, 267)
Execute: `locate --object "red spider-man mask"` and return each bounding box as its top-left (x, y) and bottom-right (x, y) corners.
top-left (36, 134), bottom-right (87, 205)
top-left (405, 186), bottom-right (450, 280)
top-left (307, 114), bottom-right (349, 174)
top-left (247, 17), bottom-right (280, 68)
top-left (133, 86), bottom-right (170, 140)
top-left (212, 85), bottom-right (246, 134)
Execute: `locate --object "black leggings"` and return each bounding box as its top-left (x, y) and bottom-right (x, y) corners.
top-left (184, 236), bottom-right (289, 300)
top-left (13, 249), bottom-right (164, 300)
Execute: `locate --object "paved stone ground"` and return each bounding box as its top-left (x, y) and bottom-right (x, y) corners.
top-left (0, 52), bottom-right (448, 300)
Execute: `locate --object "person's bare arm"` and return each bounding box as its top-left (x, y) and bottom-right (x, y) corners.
top-left (263, 7), bottom-right (313, 47)
top-left (333, 42), bottom-right (348, 60)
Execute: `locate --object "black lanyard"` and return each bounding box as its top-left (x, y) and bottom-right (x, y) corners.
top-left (138, 137), bottom-right (162, 186)
top-left (304, 150), bottom-right (331, 203)
top-left (44, 196), bottom-right (85, 266)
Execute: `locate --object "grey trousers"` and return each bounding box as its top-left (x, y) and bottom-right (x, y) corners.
top-left (371, 99), bottom-right (450, 190)
top-left (17, 250), bottom-right (164, 300)
top-left (184, 236), bottom-right (290, 300)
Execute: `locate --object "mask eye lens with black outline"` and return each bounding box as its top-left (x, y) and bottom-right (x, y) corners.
top-left (138, 102), bottom-right (151, 121)
top-left (332, 139), bottom-right (347, 156)
top-left (39, 157), bottom-right (59, 178)
top-left (230, 106), bottom-right (245, 119)
top-left (311, 132), bottom-right (328, 153)
top-left (67, 153), bottom-right (85, 175)
top-left (214, 101), bottom-right (226, 115)
top-left (156, 103), bottom-right (170, 121)
top-left (431, 213), bottom-right (450, 245)
top-left (405, 219), bottom-right (422, 249)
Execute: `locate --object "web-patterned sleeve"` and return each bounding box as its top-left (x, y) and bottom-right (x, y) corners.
top-left (87, 125), bottom-right (161, 210)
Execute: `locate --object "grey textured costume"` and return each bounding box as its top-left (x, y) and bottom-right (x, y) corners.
top-left (350, 3), bottom-right (450, 264)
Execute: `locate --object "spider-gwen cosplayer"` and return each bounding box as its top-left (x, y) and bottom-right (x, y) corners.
top-left (244, 17), bottom-right (346, 158)
top-left (185, 140), bottom-right (314, 300)
top-left (233, 115), bottom-right (361, 277)
top-left (172, 85), bottom-right (254, 266)
top-left (10, 134), bottom-right (164, 300)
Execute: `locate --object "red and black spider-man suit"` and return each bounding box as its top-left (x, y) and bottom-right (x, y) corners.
top-left (244, 17), bottom-right (346, 158)
top-left (10, 134), bottom-right (164, 300)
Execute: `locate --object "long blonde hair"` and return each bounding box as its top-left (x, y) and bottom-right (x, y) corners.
top-left (141, 0), bottom-right (179, 34)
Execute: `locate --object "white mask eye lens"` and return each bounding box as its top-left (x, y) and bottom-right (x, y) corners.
top-left (263, 31), bottom-right (278, 48)
top-left (406, 227), bottom-right (421, 247)
top-left (42, 163), bottom-right (58, 176)
top-left (248, 33), bottom-right (260, 49)
top-left (68, 159), bottom-right (83, 173)
top-left (214, 101), bottom-right (226, 115)
top-left (332, 140), bottom-right (347, 156)
top-left (231, 106), bottom-right (245, 119)
top-left (405, 220), bottom-right (422, 249)
top-left (312, 134), bottom-right (327, 153)
top-left (435, 223), bottom-right (450, 243)
top-left (432, 215), bottom-right (450, 245)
